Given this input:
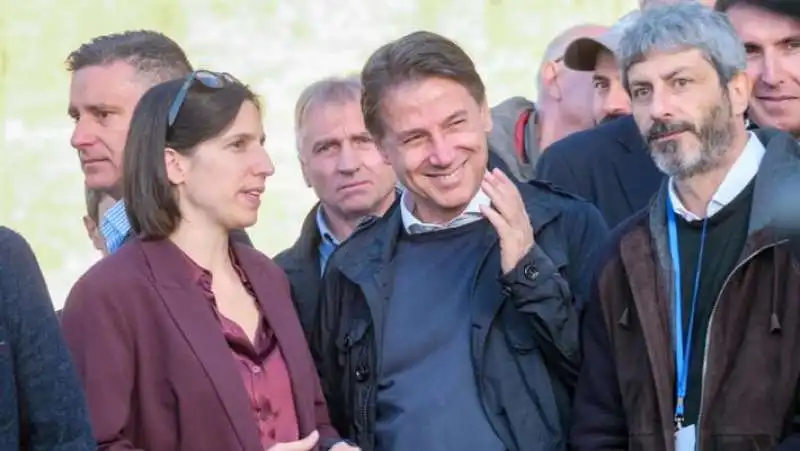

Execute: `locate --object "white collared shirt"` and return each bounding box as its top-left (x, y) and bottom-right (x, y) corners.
top-left (668, 132), bottom-right (765, 222)
top-left (400, 188), bottom-right (491, 234)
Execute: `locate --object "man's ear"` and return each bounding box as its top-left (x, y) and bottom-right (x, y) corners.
top-left (297, 154), bottom-right (312, 188)
top-left (727, 70), bottom-right (752, 118)
top-left (541, 60), bottom-right (563, 101)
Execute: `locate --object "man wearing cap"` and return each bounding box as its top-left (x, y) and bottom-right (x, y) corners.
top-left (487, 24), bottom-right (606, 182)
top-left (564, 12), bottom-right (637, 126)
top-left (535, 11), bottom-right (663, 228)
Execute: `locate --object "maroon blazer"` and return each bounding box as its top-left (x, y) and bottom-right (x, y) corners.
top-left (60, 238), bottom-right (339, 451)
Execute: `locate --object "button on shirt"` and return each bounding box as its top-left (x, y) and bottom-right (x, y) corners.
top-left (400, 188), bottom-right (491, 234)
top-left (100, 200), bottom-right (132, 254)
top-left (315, 207), bottom-right (341, 274)
top-left (668, 132), bottom-right (765, 221)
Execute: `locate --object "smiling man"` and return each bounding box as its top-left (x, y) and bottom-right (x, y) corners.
top-left (310, 31), bottom-right (609, 451)
top-left (274, 75), bottom-right (397, 337)
top-left (571, 4), bottom-right (800, 450)
top-left (718, 0), bottom-right (800, 138)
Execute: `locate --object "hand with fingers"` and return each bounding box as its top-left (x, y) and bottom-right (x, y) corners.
top-left (479, 168), bottom-right (535, 275)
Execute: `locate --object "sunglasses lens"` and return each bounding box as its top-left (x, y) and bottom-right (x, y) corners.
top-left (196, 72), bottom-right (225, 88)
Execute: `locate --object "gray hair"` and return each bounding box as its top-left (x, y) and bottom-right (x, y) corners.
top-left (618, 2), bottom-right (746, 92)
top-left (294, 75), bottom-right (363, 153)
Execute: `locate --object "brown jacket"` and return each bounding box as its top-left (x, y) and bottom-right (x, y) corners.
top-left (61, 238), bottom-right (340, 451)
top-left (572, 129), bottom-right (800, 451)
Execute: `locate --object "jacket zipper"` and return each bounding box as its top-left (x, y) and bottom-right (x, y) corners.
top-left (696, 241), bottom-right (783, 442)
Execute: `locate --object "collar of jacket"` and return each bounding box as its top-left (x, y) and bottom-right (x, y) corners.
top-left (330, 180), bottom-right (568, 284)
top-left (280, 188), bottom-right (404, 271)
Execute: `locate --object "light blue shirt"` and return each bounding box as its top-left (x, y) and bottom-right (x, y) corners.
top-left (316, 207), bottom-right (341, 274)
top-left (100, 200), bottom-right (132, 254)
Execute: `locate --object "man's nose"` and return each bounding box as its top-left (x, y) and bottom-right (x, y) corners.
top-left (759, 52), bottom-right (786, 88)
top-left (70, 119), bottom-right (97, 150)
top-left (603, 83), bottom-right (632, 117)
top-left (335, 143), bottom-right (361, 174)
top-left (428, 134), bottom-right (456, 167)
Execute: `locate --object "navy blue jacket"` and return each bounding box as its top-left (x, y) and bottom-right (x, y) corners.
top-left (535, 115), bottom-right (664, 229)
top-left (0, 227), bottom-right (95, 450)
top-left (310, 175), bottom-right (609, 451)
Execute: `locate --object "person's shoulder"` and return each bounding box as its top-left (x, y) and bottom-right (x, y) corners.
top-left (233, 241), bottom-right (286, 277)
top-left (0, 226), bottom-right (33, 260)
top-left (595, 206), bottom-right (651, 272)
top-left (67, 241), bottom-right (148, 303)
top-left (522, 178), bottom-right (590, 206)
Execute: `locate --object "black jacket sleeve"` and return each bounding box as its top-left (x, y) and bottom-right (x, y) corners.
top-left (500, 201), bottom-right (609, 389)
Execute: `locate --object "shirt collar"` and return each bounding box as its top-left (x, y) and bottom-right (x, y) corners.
top-left (99, 199), bottom-right (132, 254)
top-left (315, 206), bottom-right (341, 246)
top-left (668, 131), bottom-right (765, 222)
top-left (400, 185), bottom-right (491, 234)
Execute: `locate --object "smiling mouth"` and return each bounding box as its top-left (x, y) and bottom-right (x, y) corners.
top-left (428, 161), bottom-right (467, 179)
top-left (757, 96), bottom-right (798, 102)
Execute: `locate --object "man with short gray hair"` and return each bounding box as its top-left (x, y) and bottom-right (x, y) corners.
top-left (572, 3), bottom-right (800, 450)
top-left (274, 75), bottom-right (396, 336)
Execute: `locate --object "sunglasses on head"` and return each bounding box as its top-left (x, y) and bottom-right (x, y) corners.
top-left (167, 70), bottom-right (238, 129)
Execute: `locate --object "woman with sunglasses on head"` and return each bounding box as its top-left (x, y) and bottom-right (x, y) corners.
top-left (60, 71), bottom-right (358, 451)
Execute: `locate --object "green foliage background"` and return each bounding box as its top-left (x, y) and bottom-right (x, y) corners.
top-left (0, 0), bottom-right (636, 306)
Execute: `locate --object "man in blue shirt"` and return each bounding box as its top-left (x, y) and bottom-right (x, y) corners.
top-left (274, 75), bottom-right (397, 338)
top-left (66, 31), bottom-right (252, 254)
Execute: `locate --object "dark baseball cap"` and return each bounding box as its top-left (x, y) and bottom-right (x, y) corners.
top-left (564, 10), bottom-right (641, 71)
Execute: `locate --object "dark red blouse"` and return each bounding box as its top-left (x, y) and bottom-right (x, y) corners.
top-left (189, 251), bottom-right (299, 447)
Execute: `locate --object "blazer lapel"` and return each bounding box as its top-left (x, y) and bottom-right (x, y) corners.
top-left (234, 244), bottom-right (318, 437)
top-left (612, 116), bottom-right (665, 213)
top-left (140, 240), bottom-right (263, 451)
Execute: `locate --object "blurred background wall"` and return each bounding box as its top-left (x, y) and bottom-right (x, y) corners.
top-left (0, 0), bottom-right (637, 307)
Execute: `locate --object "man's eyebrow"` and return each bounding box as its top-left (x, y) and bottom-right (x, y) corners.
top-left (311, 137), bottom-right (340, 150)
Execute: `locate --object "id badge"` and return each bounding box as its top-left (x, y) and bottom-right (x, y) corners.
top-left (674, 424), bottom-right (696, 451)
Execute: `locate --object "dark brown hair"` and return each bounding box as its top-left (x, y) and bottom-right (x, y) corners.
top-left (716, 0), bottom-right (800, 18)
top-left (360, 31), bottom-right (486, 141)
top-left (123, 75), bottom-right (260, 239)
top-left (66, 30), bottom-right (192, 84)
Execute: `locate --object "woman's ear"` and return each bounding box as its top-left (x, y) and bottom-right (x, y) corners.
top-left (164, 147), bottom-right (187, 185)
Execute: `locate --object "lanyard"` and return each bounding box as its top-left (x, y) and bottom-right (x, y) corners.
top-left (666, 196), bottom-right (708, 429)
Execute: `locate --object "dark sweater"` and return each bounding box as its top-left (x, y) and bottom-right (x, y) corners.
top-left (676, 180), bottom-right (754, 426)
top-left (375, 220), bottom-right (505, 451)
top-left (0, 227), bottom-right (95, 450)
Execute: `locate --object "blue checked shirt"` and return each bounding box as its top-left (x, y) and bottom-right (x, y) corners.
top-left (100, 200), bottom-right (132, 255)
top-left (315, 207), bottom-right (341, 274)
